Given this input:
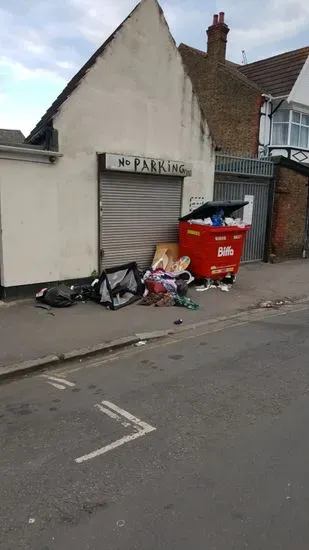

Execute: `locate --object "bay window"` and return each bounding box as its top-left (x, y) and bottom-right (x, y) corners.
top-left (271, 109), bottom-right (309, 149)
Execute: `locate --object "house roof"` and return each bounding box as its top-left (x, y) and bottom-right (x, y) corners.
top-left (238, 47), bottom-right (309, 97)
top-left (178, 43), bottom-right (260, 93)
top-left (0, 129), bottom-right (25, 145)
top-left (179, 43), bottom-right (309, 99)
top-left (26, 0), bottom-right (149, 143)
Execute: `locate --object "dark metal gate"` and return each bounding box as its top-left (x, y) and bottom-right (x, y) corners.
top-left (215, 153), bottom-right (274, 262)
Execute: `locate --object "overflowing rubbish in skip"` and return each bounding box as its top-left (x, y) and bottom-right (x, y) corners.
top-left (35, 201), bottom-right (250, 313)
top-left (179, 200), bottom-right (250, 289)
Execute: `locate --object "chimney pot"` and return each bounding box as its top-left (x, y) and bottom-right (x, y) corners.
top-left (206, 12), bottom-right (229, 62)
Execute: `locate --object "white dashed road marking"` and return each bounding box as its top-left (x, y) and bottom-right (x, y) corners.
top-left (47, 381), bottom-right (67, 390)
top-left (95, 404), bottom-right (131, 428)
top-left (75, 400), bottom-right (156, 464)
top-left (42, 375), bottom-right (75, 390)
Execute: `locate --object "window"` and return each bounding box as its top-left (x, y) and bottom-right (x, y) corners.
top-left (271, 109), bottom-right (309, 149)
top-left (272, 109), bottom-right (289, 145)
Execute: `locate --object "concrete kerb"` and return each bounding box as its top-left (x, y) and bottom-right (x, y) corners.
top-left (1, 294), bottom-right (309, 383)
top-left (0, 332), bottom-right (175, 384)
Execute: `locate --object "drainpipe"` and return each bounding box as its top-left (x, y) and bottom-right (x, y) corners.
top-left (302, 177), bottom-right (309, 258)
top-left (261, 95), bottom-right (271, 154)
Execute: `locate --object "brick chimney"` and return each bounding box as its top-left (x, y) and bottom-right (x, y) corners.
top-left (207, 12), bottom-right (229, 62)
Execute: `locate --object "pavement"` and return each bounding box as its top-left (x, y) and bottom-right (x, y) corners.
top-left (1, 302), bottom-right (309, 549)
top-left (0, 259), bottom-right (309, 375)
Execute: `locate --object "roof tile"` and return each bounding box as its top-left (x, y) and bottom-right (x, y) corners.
top-left (0, 129), bottom-right (25, 145)
top-left (238, 47), bottom-right (309, 96)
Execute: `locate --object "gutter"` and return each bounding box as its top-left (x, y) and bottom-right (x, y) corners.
top-left (262, 94), bottom-right (288, 101)
top-left (0, 144), bottom-right (62, 162)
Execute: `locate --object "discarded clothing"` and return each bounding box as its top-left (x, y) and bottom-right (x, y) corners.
top-left (155, 293), bottom-right (175, 307)
top-left (140, 292), bottom-right (167, 306)
top-left (174, 295), bottom-right (199, 310)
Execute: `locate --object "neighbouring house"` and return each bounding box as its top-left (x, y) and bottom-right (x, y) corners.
top-left (179, 14), bottom-right (262, 156)
top-left (0, 0), bottom-right (214, 298)
top-left (179, 13), bottom-right (309, 164)
top-left (180, 12), bottom-right (309, 263)
top-left (0, 129), bottom-right (25, 145)
top-left (239, 48), bottom-right (309, 163)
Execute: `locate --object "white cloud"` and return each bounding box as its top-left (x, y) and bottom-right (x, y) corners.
top-left (0, 0), bottom-right (308, 132)
top-left (0, 110), bottom-right (34, 134)
top-left (217, 0), bottom-right (309, 60)
top-left (0, 57), bottom-right (65, 83)
top-left (23, 41), bottom-right (47, 55)
top-left (56, 60), bottom-right (77, 70)
top-left (69, 0), bottom-right (135, 44)
top-left (232, 12), bottom-right (309, 49)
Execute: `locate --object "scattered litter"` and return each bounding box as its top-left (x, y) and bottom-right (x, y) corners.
top-left (260, 301), bottom-right (273, 309)
top-left (196, 284), bottom-right (211, 292)
top-left (218, 283), bottom-right (231, 292)
top-left (259, 298), bottom-right (292, 309)
top-left (135, 340), bottom-right (147, 347)
top-left (196, 278), bottom-right (233, 293)
top-left (32, 203), bottom-right (251, 319)
top-left (152, 243), bottom-right (179, 272)
top-left (117, 520), bottom-right (126, 528)
top-left (28, 518), bottom-right (35, 524)
top-left (172, 256), bottom-right (191, 273)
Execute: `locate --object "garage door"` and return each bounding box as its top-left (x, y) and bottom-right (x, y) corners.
top-left (214, 177), bottom-right (270, 262)
top-left (99, 172), bottom-right (183, 270)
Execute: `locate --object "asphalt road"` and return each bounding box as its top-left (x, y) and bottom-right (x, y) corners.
top-left (1, 304), bottom-right (309, 549)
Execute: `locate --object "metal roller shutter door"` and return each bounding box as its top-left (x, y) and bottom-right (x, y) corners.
top-left (214, 178), bottom-right (269, 262)
top-left (99, 172), bottom-right (183, 270)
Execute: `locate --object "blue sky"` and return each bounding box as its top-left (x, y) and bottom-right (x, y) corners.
top-left (0, 0), bottom-right (308, 136)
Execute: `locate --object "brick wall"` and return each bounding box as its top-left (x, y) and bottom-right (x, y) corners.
top-left (206, 63), bottom-right (262, 156)
top-left (179, 45), bottom-right (262, 156)
top-left (271, 165), bottom-right (309, 259)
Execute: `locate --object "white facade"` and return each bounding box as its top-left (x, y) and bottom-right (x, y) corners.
top-left (0, 0), bottom-right (214, 291)
top-left (259, 55), bottom-right (309, 163)
top-left (288, 55), bottom-right (309, 108)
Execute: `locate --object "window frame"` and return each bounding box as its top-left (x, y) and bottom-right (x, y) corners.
top-left (271, 109), bottom-right (309, 149)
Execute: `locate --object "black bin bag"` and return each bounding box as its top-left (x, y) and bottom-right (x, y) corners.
top-left (36, 284), bottom-right (75, 307)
